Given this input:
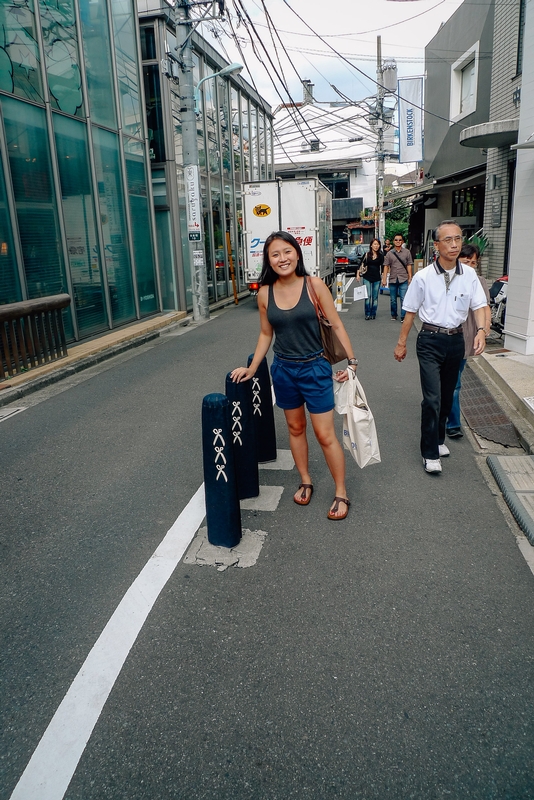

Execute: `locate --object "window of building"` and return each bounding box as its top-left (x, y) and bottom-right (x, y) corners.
top-left (0, 158), bottom-right (21, 304)
top-left (39, 0), bottom-right (84, 117)
top-left (79, 0), bottom-right (117, 130)
top-left (143, 65), bottom-right (165, 163)
top-left (449, 42), bottom-right (479, 124)
top-left (451, 185), bottom-right (480, 218)
top-left (460, 60), bottom-right (476, 115)
top-left (241, 95), bottom-right (250, 182)
top-left (124, 137), bottom-right (158, 316)
top-left (53, 113), bottom-right (107, 336)
top-left (2, 96), bottom-right (67, 302)
top-left (0, 0), bottom-right (44, 103)
top-left (110, 0), bottom-right (142, 139)
top-left (321, 173), bottom-right (349, 199)
top-left (517, 0), bottom-right (526, 75)
top-left (91, 126), bottom-right (135, 325)
top-left (140, 26), bottom-right (156, 61)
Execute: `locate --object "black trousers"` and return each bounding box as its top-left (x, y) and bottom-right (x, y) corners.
top-left (416, 329), bottom-right (465, 459)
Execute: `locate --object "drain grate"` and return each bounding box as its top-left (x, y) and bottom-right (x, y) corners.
top-left (461, 366), bottom-right (521, 448)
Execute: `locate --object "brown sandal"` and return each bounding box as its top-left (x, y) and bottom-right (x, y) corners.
top-left (327, 497), bottom-right (350, 520)
top-left (294, 483), bottom-right (313, 506)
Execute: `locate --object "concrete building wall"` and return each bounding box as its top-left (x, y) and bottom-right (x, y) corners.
top-left (505, 0), bottom-right (534, 354)
top-left (482, 0), bottom-right (522, 280)
top-left (423, 1), bottom-right (494, 179)
top-left (350, 164), bottom-right (376, 211)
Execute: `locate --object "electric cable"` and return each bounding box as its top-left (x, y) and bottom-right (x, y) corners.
top-left (280, 0), bottom-right (473, 130)
top-left (223, 7), bottom-right (299, 166)
top-left (232, 0), bottom-right (320, 142)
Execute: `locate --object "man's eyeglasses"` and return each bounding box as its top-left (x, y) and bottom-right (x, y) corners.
top-left (439, 235), bottom-right (463, 244)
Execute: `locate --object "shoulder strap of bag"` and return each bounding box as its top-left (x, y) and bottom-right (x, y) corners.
top-left (306, 276), bottom-right (327, 323)
top-left (392, 250), bottom-right (406, 267)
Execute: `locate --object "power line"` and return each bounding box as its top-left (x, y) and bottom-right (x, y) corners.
top-left (280, 0), bottom-right (473, 131)
top-left (223, 7), bottom-right (299, 166)
top-left (232, 0), bottom-right (320, 143)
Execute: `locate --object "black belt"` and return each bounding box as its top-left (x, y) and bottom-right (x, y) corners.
top-left (275, 351), bottom-right (325, 363)
top-left (421, 323), bottom-right (463, 335)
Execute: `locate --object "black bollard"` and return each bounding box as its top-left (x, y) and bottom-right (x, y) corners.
top-left (202, 393), bottom-right (241, 548)
top-left (225, 374), bottom-right (260, 500)
top-left (247, 355), bottom-right (277, 463)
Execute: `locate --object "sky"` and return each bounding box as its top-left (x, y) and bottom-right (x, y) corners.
top-left (198, 0), bottom-right (466, 109)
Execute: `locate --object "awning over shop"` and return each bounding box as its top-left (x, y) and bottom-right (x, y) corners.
top-left (384, 181), bottom-right (436, 201)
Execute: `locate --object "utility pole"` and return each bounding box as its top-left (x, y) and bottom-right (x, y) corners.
top-left (376, 35), bottom-right (386, 245)
top-left (175, 0), bottom-right (209, 321)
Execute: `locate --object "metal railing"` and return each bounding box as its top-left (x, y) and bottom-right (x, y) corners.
top-left (0, 294), bottom-right (71, 381)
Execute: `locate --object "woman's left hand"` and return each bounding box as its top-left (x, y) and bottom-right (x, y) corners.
top-left (333, 367), bottom-right (356, 383)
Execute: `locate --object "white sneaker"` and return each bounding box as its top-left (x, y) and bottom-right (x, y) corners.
top-left (438, 444), bottom-right (450, 457)
top-left (423, 458), bottom-right (442, 474)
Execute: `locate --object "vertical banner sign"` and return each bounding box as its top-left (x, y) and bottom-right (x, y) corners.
top-left (398, 78), bottom-right (423, 163)
top-left (185, 164), bottom-right (202, 241)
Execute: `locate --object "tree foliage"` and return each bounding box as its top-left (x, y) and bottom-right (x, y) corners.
top-left (385, 198), bottom-right (409, 243)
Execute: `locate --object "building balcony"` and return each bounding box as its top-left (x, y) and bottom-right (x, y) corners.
top-left (459, 119), bottom-right (519, 149)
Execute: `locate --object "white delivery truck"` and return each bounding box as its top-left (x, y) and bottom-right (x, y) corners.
top-left (242, 178), bottom-right (333, 297)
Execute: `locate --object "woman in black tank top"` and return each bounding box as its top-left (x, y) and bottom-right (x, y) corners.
top-left (231, 232), bottom-right (357, 521)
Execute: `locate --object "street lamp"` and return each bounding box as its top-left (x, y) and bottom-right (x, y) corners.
top-left (194, 63), bottom-right (243, 113)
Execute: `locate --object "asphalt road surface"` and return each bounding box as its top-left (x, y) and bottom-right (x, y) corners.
top-left (1, 294), bottom-right (533, 800)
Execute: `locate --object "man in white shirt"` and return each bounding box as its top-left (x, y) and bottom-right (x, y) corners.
top-left (393, 220), bottom-right (488, 474)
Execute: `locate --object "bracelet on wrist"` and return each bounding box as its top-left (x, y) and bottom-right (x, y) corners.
top-left (347, 358), bottom-right (358, 366)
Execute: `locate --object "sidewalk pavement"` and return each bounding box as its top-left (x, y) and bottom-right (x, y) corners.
top-left (1, 309), bottom-right (534, 542)
top-left (474, 346), bottom-right (534, 544)
top-left (0, 310), bottom-right (187, 407)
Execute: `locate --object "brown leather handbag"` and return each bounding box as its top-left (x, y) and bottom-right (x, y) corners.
top-left (306, 277), bottom-right (348, 365)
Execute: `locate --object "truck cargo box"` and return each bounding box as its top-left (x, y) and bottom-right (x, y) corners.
top-left (242, 179), bottom-right (333, 286)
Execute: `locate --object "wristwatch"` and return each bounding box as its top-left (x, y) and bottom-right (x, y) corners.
top-left (476, 327), bottom-right (486, 335)
top-left (347, 358), bottom-right (358, 366)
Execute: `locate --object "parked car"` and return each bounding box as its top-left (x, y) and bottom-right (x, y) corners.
top-left (334, 244), bottom-right (366, 275)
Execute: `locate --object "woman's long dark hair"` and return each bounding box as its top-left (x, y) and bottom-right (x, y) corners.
top-left (368, 238), bottom-right (381, 254)
top-left (260, 231), bottom-right (307, 285)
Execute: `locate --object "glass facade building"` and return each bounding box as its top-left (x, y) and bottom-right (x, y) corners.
top-left (138, 1), bottom-right (274, 309)
top-left (0, 0), bottom-right (158, 339)
top-left (0, 0), bottom-right (274, 340)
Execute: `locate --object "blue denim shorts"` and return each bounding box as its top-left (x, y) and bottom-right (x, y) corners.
top-left (271, 353), bottom-right (335, 414)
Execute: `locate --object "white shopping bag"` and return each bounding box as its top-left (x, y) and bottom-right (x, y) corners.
top-left (353, 284), bottom-right (368, 302)
top-left (333, 370), bottom-right (381, 468)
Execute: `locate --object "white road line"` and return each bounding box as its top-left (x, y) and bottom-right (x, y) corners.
top-left (10, 485), bottom-right (206, 800)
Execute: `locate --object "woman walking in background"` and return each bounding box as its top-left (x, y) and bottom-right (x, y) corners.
top-left (446, 243), bottom-right (491, 439)
top-left (231, 231), bottom-right (358, 521)
top-left (357, 238), bottom-right (384, 320)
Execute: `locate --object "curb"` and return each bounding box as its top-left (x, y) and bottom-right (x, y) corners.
top-left (0, 292), bottom-right (252, 408)
top-left (487, 455), bottom-right (534, 545)
top-left (0, 328), bottom-right (165, 408)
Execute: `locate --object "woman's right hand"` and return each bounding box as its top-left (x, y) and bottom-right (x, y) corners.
top-left (230, 366), bottom-right (255, 383)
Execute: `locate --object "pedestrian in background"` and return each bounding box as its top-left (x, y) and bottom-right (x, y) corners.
top-left (357, 238), bottom-right (384, 320)
top-left (446, 243), bottom-right (492, 439)
top-left (393, 220), bottom-right (488, 474)
top-left (383, 238), bottom-right (392, 254)
top-left (382, 233), bottom-right (413, 321)
top-left (231, 231), bottom-right (358, 521)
